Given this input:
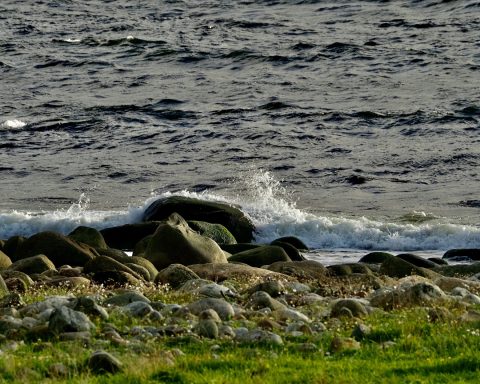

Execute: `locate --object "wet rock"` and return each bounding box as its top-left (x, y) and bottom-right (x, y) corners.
top-left (187, 298), bottom-right (234, 320)
top-left (155, 263), bottom-right (200, 288)
top-left (88, 350), bottom-right (123, 374)
top-left (267, 260), bottom-right (327, 280)
top-left (331, 299), bottom-right (369, 318)
top-left (379, 256), bottom-right (439, 279)
top-left (100, 222), bottom-right (162, 250)
top-left (396, 253), bottom-right (437, 269)
top-left (68, 226), bottom-right (108, 250)
top-left (269, 240), bottom-right (305, 261)
top-left (15, 232), bottom-right (96, 267)
top-left (145, 213), bottom-right (227, 270)
top-left (228, 245), bottom-right (290, 268)
top-left (443, 249), bottom-right (480, 261)
top-left (359, 252), bottom-right (394, 264)
top-left (48, 306), bottom-right (95, 334)
top-left (142, 195), bottom-right (255, 243)
top-left (271, 236), bottom-right (308, 251)
top-left (328, 263), bottom-right (373, 276)
top-left (188, 220), bottom-right (237, 245)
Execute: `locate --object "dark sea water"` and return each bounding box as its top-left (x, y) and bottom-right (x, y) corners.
top-left (1, 1), bottom-right (480, 262)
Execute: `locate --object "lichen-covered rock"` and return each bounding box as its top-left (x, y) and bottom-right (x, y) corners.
top-left (68, 226), bottom-right (108, 250)
top-left (145, 213), bottom-right (227, 270)
top-left (15, 232), bottom-right (96, 267)
top-left (143, 196), bottom-right (255, 243)
top-left (8, 255), bottom-right (56, 275)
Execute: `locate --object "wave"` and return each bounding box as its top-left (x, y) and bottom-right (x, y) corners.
top-left (1, 119), bottom-right (26, 129)
top-left (1, 171), bottom-right (480, 252)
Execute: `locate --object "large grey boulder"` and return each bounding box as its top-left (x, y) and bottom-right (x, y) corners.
top-left (48, 306), bottom-right (95, 334)
top-left (144, 213), bottom-right (227, 270)
top-left (142, 196), bottom-right (255, 242)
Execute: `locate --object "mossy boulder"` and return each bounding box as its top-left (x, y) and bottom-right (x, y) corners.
top-left (359, 252), bottom-right (394, 264)
top-left (8, 255), bottom-right (56, 275)
top-left (188, 220), bottom-right (237, 245)
top-left (100, 222), bottom-right (162, 250)
top-left (0, 250), bottom-right (12, 270)
top-left (129, 256), bottom-right (158, 282)
top-left (142, 196), bottom-right (255, 243)
top-left (379, 256), bottom-right (439, 279)
top-left (144, 213), bottom-right (228, 270)
top-left (155, 264), bottom-right (200, 288)
top-left (228, 245), bottom-right (290, 268)
top-left (443, 249), bottom-right (480, 261)
top-left (15, 232), bottom-right (96, 267)
top-left (68, 226), bottom-right (108, 250)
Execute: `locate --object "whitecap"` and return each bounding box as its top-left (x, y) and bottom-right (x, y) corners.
top-left (1, 119), bottom-right (26, 129)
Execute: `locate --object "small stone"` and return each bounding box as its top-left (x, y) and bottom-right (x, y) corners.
top-left (198, 309), bottom-right (222, 323)
top-left (121, 301), bottom-right (155, 318)
top-left (351, 323), bottom-right (372, 341)
top-left (331, 299), bottom-right (369, 318)
top-left (88, 350), bottom-right (123, 374)
top-left (195, 319), bottom-right (219, 339)
top-left (297, 343), bottom-right (319, 353)
top-left (234, 329), bottom-right (283, 346)
top-left (248, 280), bottom-right (286, 297)
top-left (274, 308), bottom-right (310, 323)
top-left (104, 291), bottom-right (150, 307)
top-left (247, 291), bottom-right (287, 311)
top-left (187, 298), bottom-right (234, 320)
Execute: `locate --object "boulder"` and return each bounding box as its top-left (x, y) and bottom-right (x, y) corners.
top-left (331, 299), bottom-right (368, 318)
top-left (91, 271), bottom-right (142, 286)
top-left (68, 226), bottom-right (108, 250)
top-left (83, 256), bottom-right (143, 281)
top-left (144, 213), bottom-right (227, 270)
top-left (100, 222), bottom-right (162, 250)
top-left (359, 252), bottom-right (394, 264)
top-left (48, 306), bottom-right (95, 334)
top-left (155, 264), bottom-right (200, 288)
top-left (228, 245), bottom-right (290, 268)
top-left (125, 263), bottom-right (151, 282)
top-left (189, 262), bottom-right (289, 282)
top-left (0, 274), bottom-right (8, 297)
top-left (247, 291), bottom-right (286, 311)
top-left (95, 248), bottom-right (130, 261)
top-left (8, 255), bottom-right (56, 275)
top-left (15, 232), bottom-right (96, 267)
top-left (379, 256), bottom-right (440, 279)
top-left (396, 253), bottom-right (437, 269)
top-left (219, 243), bottom-right (261, 254)
top-left (443, 249), bottom-right (480, 261)
top-left (428, 257), bottom-right (448, 266)
top-left (188, 220), bottom-right (237, 245)
top-left (433, 263), bottom-right (480, 277)
top-left (270, 241), bottom-right (305, 261)
top-left (88, 350), bottom-right (123, 374)
top-left (132, 235), bottom-right (153, 256)
top-left (0, 250), bottom-right (12, 270)
top-left (104, 291), bottom-right (150, 307)
top-left (271, 236), bottom-right (308, 251)
top-left (3, 236), bottom-right (26, 260)
top-left (129, 256), bottom-right (158, 281)
top-left (266, 260), bottom-right (327, 280)
top-left (142, 196), bottom-right (255, 242)
top-left (328, 263), bottom-right (373, 276)
top-left (187, 298), bottom-right (235, 320)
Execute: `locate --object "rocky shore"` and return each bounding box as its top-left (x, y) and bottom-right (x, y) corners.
top-left (1, 196), bottom-right (480, 378)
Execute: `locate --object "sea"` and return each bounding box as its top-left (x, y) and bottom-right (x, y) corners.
top-left (1, 0), bottom-right (480, 265)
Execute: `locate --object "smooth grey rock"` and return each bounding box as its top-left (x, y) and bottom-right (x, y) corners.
top-left (187, 298), bottom-right (234, 320)
top-left (331, 299), bottom-right (369, 318)
top-left (247, 291), bottom-right (287, 311)
top-left (234, 329), bottom-right (283, 346)
top-left (48, 306), bottom-right (95, 334)
top-left (103, 291), bottom-right (150, 307)
top-left (195, 319), bottom-right (219, 339)
top-left (88, 350), bottom-right (123, 374)
top-left (121, 301), bottom-right (155, 318)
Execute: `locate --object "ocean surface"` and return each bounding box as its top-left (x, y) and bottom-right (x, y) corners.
top-left (1, 1), bottom-right (480, 264)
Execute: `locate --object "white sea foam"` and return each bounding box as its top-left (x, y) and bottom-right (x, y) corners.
top-left (1, 119), bottom-right (26, 129)
top-left (1, 171), bottom-right (480, 252)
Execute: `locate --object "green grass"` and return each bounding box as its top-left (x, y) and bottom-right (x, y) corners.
top-left (1, 287), bottom-right (480, 383)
